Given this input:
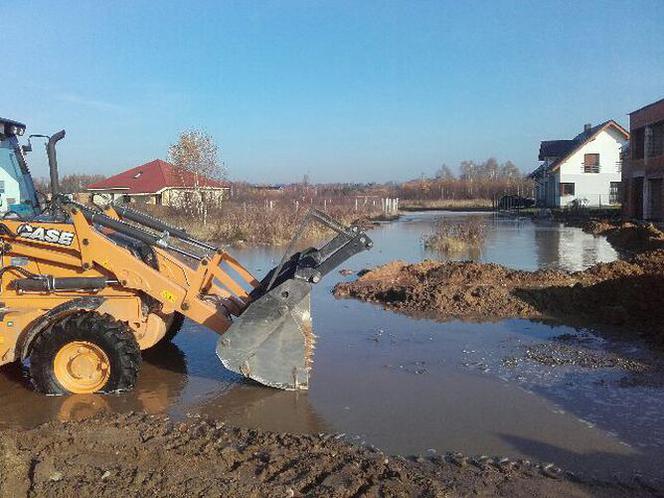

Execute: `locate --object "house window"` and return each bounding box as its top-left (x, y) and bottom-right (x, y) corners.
top-left (650, 120), bottom-right (664, 158)
top-left (560, 183), bottom-right (575, 196)
top-left (609, 181), bottom-right (622, 204)
top-left (583, 153), bottom-right (600, 173)
top-left (633, 127), bottom-right (645, 160)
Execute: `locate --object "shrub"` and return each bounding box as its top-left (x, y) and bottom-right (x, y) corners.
top-left (422, 217), bottom-right (487, 254)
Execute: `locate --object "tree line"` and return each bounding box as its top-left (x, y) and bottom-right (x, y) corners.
top-left (31, 133), bottom-right (532, 205)
top-left (397, 158), bottom-right (533, 201)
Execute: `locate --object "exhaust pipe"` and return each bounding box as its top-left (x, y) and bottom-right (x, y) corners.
top-left (46, 130), bottom-right (66, 214)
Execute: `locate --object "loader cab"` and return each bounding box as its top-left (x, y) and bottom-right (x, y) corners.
top-left (0, 118), bottom-right (40, 218)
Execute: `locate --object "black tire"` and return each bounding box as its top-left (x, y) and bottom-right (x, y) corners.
top-left (29, 312), bottom-right (141, 395)
top-left (163, 312), bottom-right (185, 342)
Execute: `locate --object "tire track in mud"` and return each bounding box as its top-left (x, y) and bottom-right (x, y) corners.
top-left (0, 413), bottom-right (660, 497)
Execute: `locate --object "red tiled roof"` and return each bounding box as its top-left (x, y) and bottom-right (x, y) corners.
top-left (87, 159), bottom-right (229, 194)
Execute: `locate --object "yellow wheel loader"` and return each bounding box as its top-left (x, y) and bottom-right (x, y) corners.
top-left (0, 118), bottom-right (372, 394)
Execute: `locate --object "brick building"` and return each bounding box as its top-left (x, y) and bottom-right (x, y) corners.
top-left (623, 98), bottom-right (664, 220)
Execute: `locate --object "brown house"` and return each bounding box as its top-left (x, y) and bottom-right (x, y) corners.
top-left (622, 98), bottom-right (664, 220)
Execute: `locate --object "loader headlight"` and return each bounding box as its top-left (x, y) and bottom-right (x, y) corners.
top-left (3, 123), bottom-right (25, 137)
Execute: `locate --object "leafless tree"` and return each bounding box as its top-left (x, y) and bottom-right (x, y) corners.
top-left (168, 129), bottom-right (225, 226)
top-left (32, 174), bottom-right (106, 195)
top-left (435, 163), bottom-right (455, 180)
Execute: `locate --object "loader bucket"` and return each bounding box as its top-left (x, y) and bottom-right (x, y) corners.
top-left (216, 209), bottom-right (373, 390)
top-left (216, 278), bottom-right (313, 390)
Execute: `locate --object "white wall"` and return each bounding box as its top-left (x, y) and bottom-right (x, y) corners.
top-left (558, 127), bottom-right (627, 207)
top-left (0, 169), bottom-right (21, 212)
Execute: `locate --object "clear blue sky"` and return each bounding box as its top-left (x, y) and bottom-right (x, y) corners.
top-left (3, 1), bottom-right (663, 183)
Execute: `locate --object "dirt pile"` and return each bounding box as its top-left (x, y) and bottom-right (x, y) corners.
top-left (583, 221), bottom-right (664, 255)
top-left (0, 413), bottom-right (657, 498)
top-left (334, 251), bottom-right (664, 345)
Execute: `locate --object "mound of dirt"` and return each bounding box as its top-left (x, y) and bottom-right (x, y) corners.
top-left (0, 413), bottom-right (657, 497)
top-left (334, 251), bottom-right (664, 346)
top-left (582, 221), bottom-right (664, 255)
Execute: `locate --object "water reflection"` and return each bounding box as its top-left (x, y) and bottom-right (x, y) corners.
top-left (406, 213), bottom-right (617, 272)
top-left (197, 384), bottom-right (329, 434)
top-left (534, 221), bottom-right (618, 271)
top-left (0, 341), bottom-right (327, 434)
top-left (0, 343), bottom-right (189, 429)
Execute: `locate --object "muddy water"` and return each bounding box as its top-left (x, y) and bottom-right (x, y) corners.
top-left (2, 212), bottom-right (663, 481)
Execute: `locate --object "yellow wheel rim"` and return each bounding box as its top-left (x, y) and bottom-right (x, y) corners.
top-left (53, 341), bottom-right (111, 394)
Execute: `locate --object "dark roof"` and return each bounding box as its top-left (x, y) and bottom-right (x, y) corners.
top-left (531, 120), bottom-right (629, 176)
top-left (87, 159), bottom-right (229, 194)
top-left (0, 117), bottom-right (26, 128)
top-left (538, 140), bottom-right (576, 160)
top-left (570, 121), bottom-right (617, 142)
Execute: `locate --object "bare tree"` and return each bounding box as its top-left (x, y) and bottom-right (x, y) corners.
top-left (435, 163), bottom-right (455, 180)
top-left (60, 174), bottom-right (107, 194)
top-left (33, 174), bottom-right (106, 194)
top-left (168, 129), bottom-right (225, 226)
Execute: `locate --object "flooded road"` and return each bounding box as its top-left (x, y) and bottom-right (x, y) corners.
top-left (2, 212), bottom-right (662, 481)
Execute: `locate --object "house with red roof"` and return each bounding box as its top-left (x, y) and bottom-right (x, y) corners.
top-left (87, 159), bottom-right (230, 206)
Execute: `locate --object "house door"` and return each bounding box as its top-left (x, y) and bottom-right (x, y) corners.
top-left (648, 178), bottom-right (663, 221)
top-left (633, 177), bottom-right (644, 219)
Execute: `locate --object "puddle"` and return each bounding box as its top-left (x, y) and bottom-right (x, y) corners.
top-left (2, 212), bottom-right (662, 481)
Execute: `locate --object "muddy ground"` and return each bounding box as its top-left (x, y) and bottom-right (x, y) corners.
top-left (333, 246), bottom-right (664, 348)
top-left (1, 413), bottom-right (660, 498)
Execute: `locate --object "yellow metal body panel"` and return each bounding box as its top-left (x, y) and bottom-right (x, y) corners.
top-left (0, 206), bottom-right (260, 367)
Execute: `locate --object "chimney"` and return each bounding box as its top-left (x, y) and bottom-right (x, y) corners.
top-left (584, 123), bottom-right (592, 134)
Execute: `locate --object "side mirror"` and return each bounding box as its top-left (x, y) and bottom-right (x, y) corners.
top-left (24, 133), bottom-right (51, 154)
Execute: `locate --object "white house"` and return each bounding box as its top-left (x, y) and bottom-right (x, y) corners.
top-left (530, 121), bottom-right (629, 208)
top-left (0, 142), bottom-right (25, 213)
top-left (0, 169), bottom-right (21, 212)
